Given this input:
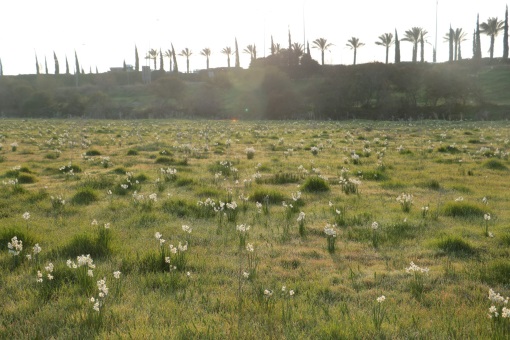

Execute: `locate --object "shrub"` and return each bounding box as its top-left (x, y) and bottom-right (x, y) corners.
top-left (17, 173), bottom-right (37, 184)
top-left (479, 260), bottom-right (510, 285)
top-left (436, 236), bottom-right (476, 256)
top-left (265, 172), bottom-right (300, 185)
top-left (57, 234), bottom-right (110, 259)
top-left (442, 202), bottom-right (486, 219)
top-left (250, 189), bottom-right (286, 204)
top-left (71, 188), bottom-right (99, 205)
top-left (85, 150), bottom-right (101, 156)
top-left (482, 159), bottom-right (508, 171)
top-left (417, 179), bottom-right (441, 190)
top-left (302, 176), bottom-right (330, 193)
top-left (127, 149), bottom-right (139, 156)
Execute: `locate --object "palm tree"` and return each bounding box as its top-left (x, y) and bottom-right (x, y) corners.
top-left (243, 44), bottom-right (257, 62)
top-left (146, 48), bottom-right (159, 70)
top-left (375, 33), bottom-right (394, 64)
top-left (221, 46), bottom-right (233, 67)
top-left (164, 49), bottom-right (173, 72)
top-left (291, 42), bottom-right (304, 57)
top-left (480, 17), bottom-right (504, 59)
top-left (200, 48), bottom-right (211, 69)
top-left (346, 37), bottom-right (364, 65)
top-left (454, 28), bottom-right (468, 60)
top-left (402, 27), bottom-right (427, 62)
top-left (179, 48), bottom-right (192, 73)
top-left (312, 38), bottom-right (333, 66)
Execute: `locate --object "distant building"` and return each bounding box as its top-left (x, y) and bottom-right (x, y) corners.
top-left (110, 64), bottom-right (133, 72)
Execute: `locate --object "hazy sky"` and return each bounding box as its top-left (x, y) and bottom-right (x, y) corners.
top-left (1, 0), bottom-right (508, 75)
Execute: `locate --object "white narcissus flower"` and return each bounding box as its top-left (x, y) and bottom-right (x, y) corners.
top-left (377, 295), bottom-right (386, 303)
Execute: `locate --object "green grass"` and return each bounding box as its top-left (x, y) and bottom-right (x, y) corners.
top-left (0, 119), bottom-right (509, 339)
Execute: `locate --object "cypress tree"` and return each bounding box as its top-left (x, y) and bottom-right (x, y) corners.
top-left (171, 44), bottom-right (178, 73)
top-left (75, 50), bottom-right (80, 74)
top-left (81, 67), bottom-right (84, 74)
top-left (504, 5), bottom-right (509, 60)
top-left (135, 45), bottom-right (140, 71)
top-left (54, 51), bottom-right (59, 74)
top-left (475, 14), bottom-right (482, 59)
top-left (473, 30), bottom-right (476, 58)
top-left (394, 29), bottom-right (401, 63)
top-left (307, 41), bottom-right (310, 56)
top-left (35, 54), bottom-right (40, 74)
top-left (123, 60), bottom-right (127, 71)
top-left (159, 48), bottom-right (164, 70)
top-left (65, 56), bottom-right (70, 74)
top-left (271, 36), bottom-right (275, 55)
top-left (45, 56), bottom-right (48, 74)
top-left (0, 58), bottom-right (3, 76)
top-left (96, 66), bottom-right (98, 74)
top-left (235, 38), bottom-right (240, 68)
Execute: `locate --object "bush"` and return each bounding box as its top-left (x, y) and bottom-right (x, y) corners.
top-left (417, 179), bottom-right (441, 190)
top-left (482, 159), bottom-right (508, 171)
top-left (265, 172), bottom-right (300, 185)
top-left (302, 176), bottom-right (330, 193)
top-left (17, 173), bottom-right (37, 184)
top-left (250, 189), bottom-right (286, 204)
top-left (127, 149), bottom-right (139, 156)
top-left (442, 202), bottom-right (486, 219)
top-left (71, 188), bottom-right (99, 205)
top-left (436, 236), bottom-right (476, 256)
top-left (85, 150), bottom-right (101, 156)
top-left (479, 260), bottom-right (510, 285)
top-left (56, 234), bottom-right (110, 259)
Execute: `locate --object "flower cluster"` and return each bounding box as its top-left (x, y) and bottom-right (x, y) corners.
top-left (8, 236), bottom-right (23, 256)
top-left (396, 193), bottom-right (413, 212)
top-left (37, 262), bottom-right (55, 282)
top-left (160, 167), bottom-right (177, 182)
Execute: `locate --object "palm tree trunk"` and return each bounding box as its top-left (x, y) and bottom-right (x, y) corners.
top-left (353, 49), bottom-right (357, 65)
top-left (490, 36), bottom-right (495, 59)
top-left (321, 51), bottom-right (325, 66)
top-left (206, 57), bottom-right (209, 70)
top-left (153, 58), bottom-right (156, 70)
top-left (385, 46), bottom-right (389, 64)
top-left (186, 59), bottom-right (190, 73)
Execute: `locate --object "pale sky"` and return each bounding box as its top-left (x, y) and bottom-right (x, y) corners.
top-left (0, 0), bottom-right (508, 75)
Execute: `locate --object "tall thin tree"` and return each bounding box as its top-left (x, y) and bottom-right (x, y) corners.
top-left (65, 56), bottom-right (70, 74)
top-left (135, 45), bottom-right (140, 71)
top-left (75, 50), bottom-right (80, 74)
top-left (235, 38), bottom-right (240, 68)
top-left (0, 58), bottom-right (3, 76)
top-left (447, 26), bottom-right (454, 62)
top-left (271, 36), bottom-right (275, 55)
top-left (395, 30), bottom-right (401, 63)
top-left (35, 54), bottom-right (40, 75)
top-left (164, 49), bottom-right (173, 72)
top-left (475, 14), bottom-right (482, 59)
top-left (45, 56), bottom-right (48, 74)
top-left (53, 51), bottom-right (59, 74)
top-left (171, 44), bottom-right (178, 73)
top-left (221, 46), bottom-right (233, 67)
top-left (503, 5), bottom-right (509, 60)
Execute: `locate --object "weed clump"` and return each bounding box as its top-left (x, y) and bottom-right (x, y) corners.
top-left (302, 177), bottom-right (330, 193)
top-left (442, 202), bottom-right (486, 219)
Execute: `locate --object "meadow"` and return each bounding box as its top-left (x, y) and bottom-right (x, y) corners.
top-left (0, 119), bottom-right (509, 339)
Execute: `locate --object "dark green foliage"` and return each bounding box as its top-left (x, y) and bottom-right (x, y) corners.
top-left (162, 199), bottom-right (213, 218)
top-left (85, 149), bottom-right (101, 156)
top-left (17, 173), bottom-right (37, 184)
top-left (437, 145), bottom-right (460, 153)
top-left (127, 149), bottom-right (139, 156)
top-left (80, 175), bottom-right (115, 190)
top-left (155, 157), bottom-right (187, 166)
top-left (111, 167), bottom-right (127, 175)
top-left (0, 228), bottom-right (36, 251)
top-left (302, 176), bottom-right (330, 192)
top-left (175, 177), bottom-right (194, 187)
top-left (380, 181), bottom-right (407, 190)
top-left (384, 221), bottom-right (416, 244)
top-left (482, 159), bottom-right (508, 171)
top-left (357, 170), bottom-right (389, 181)
top-left (442, 202), bottom-right (486, 219)
top-left (265, 172), bottom-right (300, 184)
top-left (57, 233), bottom-right (110, 259)
top-left (479, 260), bottom-right (510, 285)
top-left (417, 179), bottom-right (441, 190)
top-left (250, 189), bottom-right (286, 204)
top-left (59, 164), bottom-right (82, 173)
top-left (71, 188), bottom-right (98, 205)
top-left (436, 236), bottom-right (476, 256)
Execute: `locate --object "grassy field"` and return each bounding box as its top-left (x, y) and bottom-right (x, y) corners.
top-left (0, 119), bottom-right (509, 339)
